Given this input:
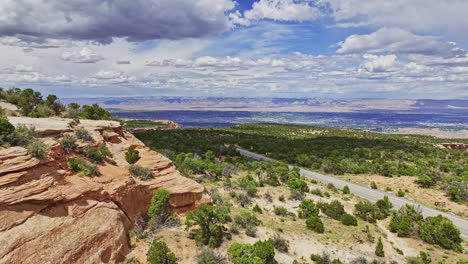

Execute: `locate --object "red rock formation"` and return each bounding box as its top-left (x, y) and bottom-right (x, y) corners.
top-left (441, 143), bottom-right (468, 151)
top-left (0, 117), bottom-right (206, 264)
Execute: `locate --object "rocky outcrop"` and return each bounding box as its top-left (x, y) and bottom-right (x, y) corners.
top-left (0, 117), bottom-right (206, 264)
top-left (441, 143), bottom-right (468, 151)
top-left (123, 119), bottom-right (181, 133)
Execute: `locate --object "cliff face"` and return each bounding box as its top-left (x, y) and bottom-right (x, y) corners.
top-left (0, 117), bottom-right (206, 264)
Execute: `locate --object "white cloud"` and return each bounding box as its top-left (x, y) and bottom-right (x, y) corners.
top-left (61, 48), bottom-right (104, 63)
top-left (231, 0), bottom-right (321, 26)
top-left (337, 28), bottom-right (465, 58)
top-left (360, 54), bottom-right (400, 73)
top-left (325, 0), bottom-right (468, 37)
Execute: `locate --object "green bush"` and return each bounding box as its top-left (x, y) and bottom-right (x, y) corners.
top-left (125, 146), bottom-right (140, 164)
top-left (227, 240), bottom-right (275, 264)
top-left (389, 205), bottom-right (423, 237)
top-left (375, 237), bottom-right (384, 257)
top-left (98, 144), bottom-right (113, 158)
top-left (319, 200), bottom-right (345, 220)
top-left (416, 174), bottom-right (434, 187)
top-left (354, 196), bottom-right (392, 223)
top-left (59, 134), bottom-right (77, 153)
top-left (82, 145), bottom-right (104, 163)
top-left (342, 185), bottom-right (350, 194)
top-left (274, 206), bottom-right (288, 216)
top-left (397, 189), bottom-right (405, 197)
top-left (148, 189), bottom-right (170, 219)
top-left (298, 199), bottom-right (319, 218)
top-left (371, 181), bottom-right (378, 189)
top-left (270, 235), bottom-right (289, 253)
top-left (7, 124), bottom-right (36, 146)
top-left (418, 215), bottom-right (462, 251)
top-left (75, 127), bottom-right (92, 141)
top-left (196, 247), bottom-right (222, 264)
top-left (0, 118), bottom-right (14, 137)
top-left (129, 165), bottom-right (154, 180)
top-left (79, 103), bottom-right (112, 120)
top-left (253, 204), bottom-right (263, 214)
top-left (147, 240), bottom-right (178, 264)
top-left (227, 243), bottom-right (262, 264)
top-left (185, 204), bottom-right (228, 248)
top-left (310, 188), bottom-right (323, 197)
top-left (67, 157), bottom-right (99, 176)
top-left (306, 216), bottom-right (324, 233)
top-left (27, 139), bottom-right (49, 158)
top-left (239, 174), bottom-right (257, 197)
top-left (340, 213), bottom-right (357, 226)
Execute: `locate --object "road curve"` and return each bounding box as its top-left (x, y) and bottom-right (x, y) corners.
top-left (236, 148), bottom-right (468, 240)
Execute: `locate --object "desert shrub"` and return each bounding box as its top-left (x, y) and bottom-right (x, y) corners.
top-left (0, 118), bottom-right (14, 137)
top-left (418, 215), bottom-right (462, 251)
top-left (148, 189), bottom-right (170, 219)
top-left (311, 188), bottom-right (323, 197)
top-left (306, 216), bottom-right (324, 233)
top-left (319, 200), bottom-right (345, 220)
top-left (253, 204), bottom-right (263, 214)
top-left (252, 240), bottom-right (275, 264)
top-left (27, 139), bottom-right (49, 158)
top-left (7, 124), bottom-right (36, 146)
top-left (278, 195), bottom-right (285, 202)
top-left (289, 189), bottom-right (305, 200)
top-left (67, 157), bottom-right (99, 176)
top-left (327, 183), bottom-right (337, 191)
top-left (298, 199), bottom-right (319, 218)
top-left (147, 240), bottom-right (178, 264)
top-left (227, 240), bottom-right (275, 264)
top-left (236, 193), bottom-right (251, 206)
top-left (129, 165), bottom-right (154, 180)
top-left (270, 235), bottom-right (289, 253)
top-left (68, 118), bottom-right (80, 128)
top-left (310, 252), bottom-right (342, 264)
top-left (98, 144), bottom-right (113, 158)
top-left (75, 127), bottom-right (92, 141)
top-left (389, 205), bottom-right (423, 237)
top-left (397, 189), bottom-right (405, 197)
top-left (245, 225), bottom-right (257, 237)
top-left (59, 134), bottom-right (77, 153)
top-left (239, 174), bottom-right (257, 197)
top-left (185, 204), bottom-right (228, 248)
top-left (340, 213), bottom-right (357, 226)
top-left (371, 181), bottom-right (378, 189)
top-left (125, 146), bottom-right (140, 164)
top-left (375, 237), bottom-right (384, 257)
top-left (354, 197), bottom-right (392, 223)
top-left (416, 174), bottom-right (435, 187)
top-left (343, 185), bottom-right (350, 194)
top-left (79, 103), bottom-right (112, 120)
top-left (196, 247), bottom-right (223, 264)
top-left (274, 206), bottom-right (288, 216)
top-left (29, 103), bottom-right (54, 117)
top-left (82, 145), bottom-right (104, 163)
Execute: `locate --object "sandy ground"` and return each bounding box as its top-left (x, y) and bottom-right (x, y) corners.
top-left (123, 174), bottom-right (468, 264)
top-left (337, 174), bottom-right (468, 219)
top-left (391, 127), bottom-right (468, 139)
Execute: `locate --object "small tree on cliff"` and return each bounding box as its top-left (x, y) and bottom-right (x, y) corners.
top-left (125, 146), bottom-right (140, 164)
top-left (147, 189), bottom-right (171, 230)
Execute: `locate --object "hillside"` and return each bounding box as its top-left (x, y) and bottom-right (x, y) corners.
top-left (0, 117), bottom-right (206, 263)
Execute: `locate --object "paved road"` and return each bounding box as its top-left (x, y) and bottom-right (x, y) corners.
top-left (236, 148), bottom-right (468, 240)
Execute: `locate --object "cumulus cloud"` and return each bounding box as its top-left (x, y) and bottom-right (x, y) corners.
top-left (337, 28), bottom-right (465, 58)
top-left (116, 60), bottom-right (131, 65)
top-left (61, 48), bottom-right (104, 63)
top-left (360, 54), bottom-right (400, 73)
top-left (231, 0), bottom-right (321, 26)
top-left (325, 0), bottom-right (468, 36)
top-left (0, 0), bottom-right (235, 44)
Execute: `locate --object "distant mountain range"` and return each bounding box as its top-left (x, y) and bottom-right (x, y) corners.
top-left (61, 97), bottom-right (468, 113)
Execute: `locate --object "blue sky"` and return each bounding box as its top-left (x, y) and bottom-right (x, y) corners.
top-left (0, 0), bottom-right (467, 99)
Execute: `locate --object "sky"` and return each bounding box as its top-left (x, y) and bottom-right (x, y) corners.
top-left (0, 0), bottom-right (468, 99)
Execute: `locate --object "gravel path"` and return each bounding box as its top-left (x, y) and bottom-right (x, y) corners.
top-left (237, 148), bottom-right (468, 240)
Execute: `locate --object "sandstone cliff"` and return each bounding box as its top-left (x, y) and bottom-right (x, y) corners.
top-left (0, 117), bottom-right (206, 264)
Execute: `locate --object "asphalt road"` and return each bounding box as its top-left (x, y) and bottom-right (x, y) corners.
top-left (236, 148), bottom-right (468, 240)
